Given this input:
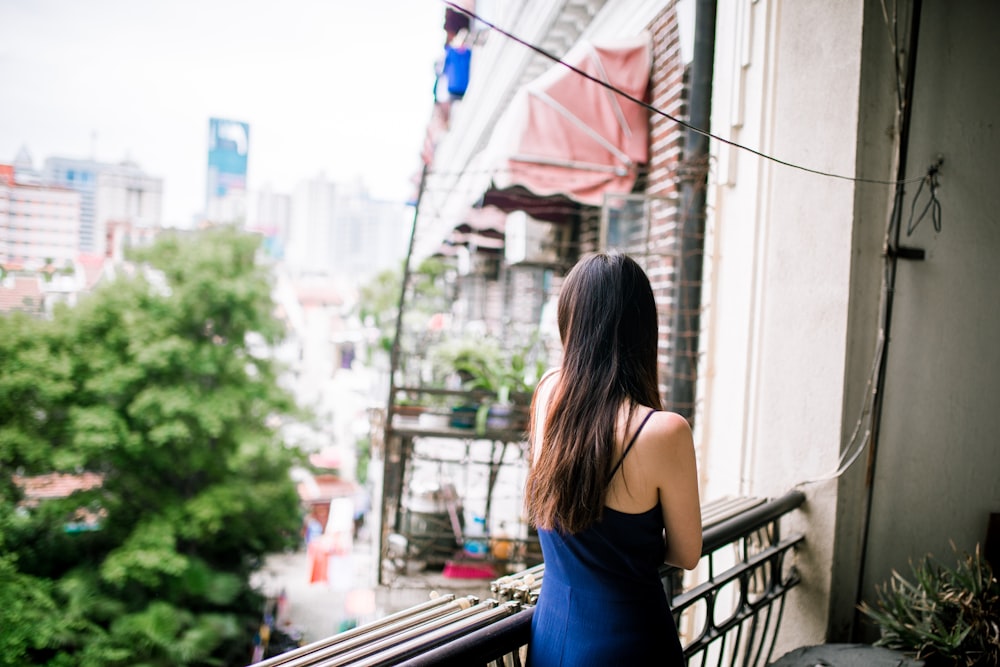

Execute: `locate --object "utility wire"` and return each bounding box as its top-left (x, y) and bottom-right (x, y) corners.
top-left (432, 1), bottom-right (927, 487)
top-left (442, 0), bottom-right (924, 187)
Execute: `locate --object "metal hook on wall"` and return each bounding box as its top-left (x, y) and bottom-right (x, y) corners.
top-left (906, 155), bottom-right (944, 236)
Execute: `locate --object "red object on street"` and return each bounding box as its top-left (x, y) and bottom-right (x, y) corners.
top-left (442, 559), bottom-right (496, 579)
top-left (307, 539), bottom-right (329, 584)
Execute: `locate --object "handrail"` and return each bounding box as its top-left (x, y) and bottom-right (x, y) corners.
top-left (400, 490), bottom-right (806, 667)
top-left (700, 489), bottom-right (805, 554)
top-left (396, 610), bottom-right (534, 667)
top-left (255, 491), bottom-right (806, 667)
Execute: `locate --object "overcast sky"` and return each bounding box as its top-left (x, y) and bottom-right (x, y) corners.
top-left (0, 0), bottom-right (446, 226)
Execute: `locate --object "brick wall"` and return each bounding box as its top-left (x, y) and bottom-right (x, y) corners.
top-left (557, 4), bottom-right (693, 411)
top-left (646, 3), bottom-right (690, 411)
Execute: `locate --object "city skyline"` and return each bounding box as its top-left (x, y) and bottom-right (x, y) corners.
top-left (0, 0), bottom-right (447, 227)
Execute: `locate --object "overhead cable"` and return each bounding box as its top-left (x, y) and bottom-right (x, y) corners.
top-left (441, 0), bottom-right (924, 187)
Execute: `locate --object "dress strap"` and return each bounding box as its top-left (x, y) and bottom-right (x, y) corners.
top-left (607, 409), bottom-right (656, 482)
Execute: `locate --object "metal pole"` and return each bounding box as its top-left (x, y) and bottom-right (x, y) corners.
top-left (669, 0), bottom-right (717, 422)
top-left (379, 163), bottom-right (429, 584)
top-left (852, 0), bottom-right (923, 640)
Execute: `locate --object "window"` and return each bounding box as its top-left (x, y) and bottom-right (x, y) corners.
top-left (599, 193), bottom-right (675, 263)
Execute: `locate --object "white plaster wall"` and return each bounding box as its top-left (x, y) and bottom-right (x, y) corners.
top-left (701, 0), bottom-right (866, 651)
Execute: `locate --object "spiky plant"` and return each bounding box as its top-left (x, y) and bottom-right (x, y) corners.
top-left (859, 544), bottom-right (1000, 666)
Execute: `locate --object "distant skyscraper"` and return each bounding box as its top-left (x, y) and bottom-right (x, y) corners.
top-left (330, 184), bottom-right (409, 282)
top-left (205, 118), bottom-right (250, 224)
top-left (249, 186), bottom-right (292, 260)
top-left (43, 156), bottom-right (162, 257)
top-left (287, 176), bottom-right (337, 277)
top-left (285, 174), bottom-right (409, 284)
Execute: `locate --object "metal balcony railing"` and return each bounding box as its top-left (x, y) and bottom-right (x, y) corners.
top-left (254, 490), bottom-right (805, 667)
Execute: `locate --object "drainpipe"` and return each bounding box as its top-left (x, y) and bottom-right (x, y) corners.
top-left (378, 163), bottom-right (428, 585)
top-left (852, 0), bottom-right (924, 639)
top-left (669, 0), bottom-right (717, 423)
top-left (387, 162), bottom-right (428, 432)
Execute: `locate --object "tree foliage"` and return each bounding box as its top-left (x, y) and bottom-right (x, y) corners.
top-left (354, 256), bottom-right (456, 389)
top-left (0, 227), bottom-right (304, 666)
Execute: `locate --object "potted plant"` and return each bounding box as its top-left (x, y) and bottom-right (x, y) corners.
top-left (428, 335), bottom-right (544, 432)
top-left (858, 543), bottom-right (1000, 666)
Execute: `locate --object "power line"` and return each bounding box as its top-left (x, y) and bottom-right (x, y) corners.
top-left (442, 0), bottom-right (922, 187)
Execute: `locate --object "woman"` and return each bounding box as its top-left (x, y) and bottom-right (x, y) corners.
top-left (525, 251), bottom-right (702, 666)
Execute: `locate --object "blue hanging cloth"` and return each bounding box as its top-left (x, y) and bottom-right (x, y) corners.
top-left (443, 44), bottom-right (471, 99)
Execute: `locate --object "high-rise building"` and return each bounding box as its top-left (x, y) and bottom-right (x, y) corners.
top-left (249, 185), bottom-right (291, 260)
top-left (42, 156), bottom-right (162, 257)
top-left (0, 163), bottom-right (81, 269)
top-left (330, 184), bottom-right (409, 283)
top-left (205, 118), bottom-right (250, 224)
top-left (286, 175), bottom-right (336, 277)
top-left (285, 175), bottom-right (409, 284)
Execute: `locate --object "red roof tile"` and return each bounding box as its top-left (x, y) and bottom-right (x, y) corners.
top-left (76, 254), bottom-right (108, 290)
top-left (13, 472), bottom-right (104, 502)
top-left (0, 275), bottom-right (44, 314)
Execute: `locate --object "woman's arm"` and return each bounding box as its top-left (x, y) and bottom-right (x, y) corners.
top-left (529, 368), bottom-right (560, 466)
top-left (651, 412), bottom-right (702, 570)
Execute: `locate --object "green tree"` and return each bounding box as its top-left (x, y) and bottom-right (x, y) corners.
top-left (355, 256), bottom-right (454, 378)
top-left (0, 227), bottom-right (304, 666)
top-left (357, 265), bottom-right (403, 357)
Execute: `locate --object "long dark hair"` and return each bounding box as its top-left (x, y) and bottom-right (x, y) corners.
top-left (526, 251), bottom-right (663, 533)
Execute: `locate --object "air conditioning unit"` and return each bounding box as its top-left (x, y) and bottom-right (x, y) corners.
top-left (456, 245), bottom-right (500, 279)
top-left (505, 210), bottom-right (571, 266)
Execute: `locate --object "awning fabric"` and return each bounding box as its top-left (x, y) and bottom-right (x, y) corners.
top-left (437, 206), bottom-right (507, 256)
top-left (480, 34), bottom-right (652, 221)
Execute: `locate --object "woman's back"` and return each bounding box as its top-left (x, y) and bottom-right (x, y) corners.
top-left (527, 397), bottom-right (691, 665)
top-left (529, 372), bottom-right (702, 568)
top-left (524, 252), bottom-right (701, 666)
top-left (529, 504), bottom-right (684, 665)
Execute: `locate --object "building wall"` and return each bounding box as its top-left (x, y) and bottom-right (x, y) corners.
top-left (413, 0), bottom-right (613, 264)
top-left (645, 4), bottom-right (688, 409)
top-left (43, 157), bottom-right (99, 254)
top-left (329, 186), bottom-right (409, 287)
top-left (701, 0), bottom-right (866, 651)
top-left (249, 186), bottom-right (292, 260)
top-left (826, 0), bottom-right (901, 639)
top-left (286, 176), bottom-right (409, 285)
top-left (703, 0), bottom-right (1000, 649)
top-left (848, 0), bottom-right (1000, 642)
top-left (395, 0), bottom-right (998, 652)
top-left (96, 166), bottom-right (163, 231)
top-left (0, 179), bottom-right (80, 267)
top-left (288, 176), bottom-right (337, 277)
top-left (43, 157), bottom-right (162, 258)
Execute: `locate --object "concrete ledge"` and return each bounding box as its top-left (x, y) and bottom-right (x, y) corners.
top-left (770, 643), bottom-right (924, 666)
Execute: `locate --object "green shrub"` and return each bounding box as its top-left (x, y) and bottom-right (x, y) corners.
top-left (859, 543), bottom-right (1000, 666)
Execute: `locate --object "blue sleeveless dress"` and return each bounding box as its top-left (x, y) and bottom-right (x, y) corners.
top-left (527, 412), bottom-right (684, 666)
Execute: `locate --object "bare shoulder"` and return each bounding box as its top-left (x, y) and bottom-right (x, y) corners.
top-left (634, 411), bottom-right (694, 464)
top-left (643, 411), bottom-right (693, 446)
top-left (647, 410), bottom-right (691, 434)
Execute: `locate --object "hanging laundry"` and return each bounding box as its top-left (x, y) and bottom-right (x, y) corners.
top-left (443, 44), bottom-right (472, 100)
